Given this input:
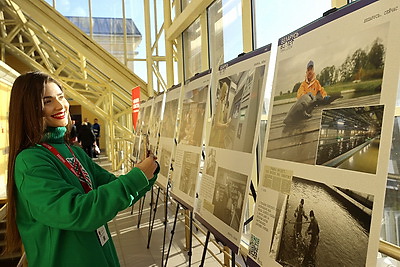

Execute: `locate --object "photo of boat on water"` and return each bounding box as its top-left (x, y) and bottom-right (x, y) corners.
top-left (266, 23), bottom-right (388, 165)
top-left (275, 176), bottom-right (372, 267)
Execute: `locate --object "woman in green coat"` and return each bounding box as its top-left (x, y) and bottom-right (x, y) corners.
top-left (5, 71), bottom-right (159, 266)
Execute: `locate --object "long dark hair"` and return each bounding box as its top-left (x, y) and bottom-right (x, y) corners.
top-left (5, 71), bottom-right (70, 253)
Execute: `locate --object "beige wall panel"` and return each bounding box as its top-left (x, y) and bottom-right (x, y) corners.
top-left (0, 82), bottom-right (11, 198)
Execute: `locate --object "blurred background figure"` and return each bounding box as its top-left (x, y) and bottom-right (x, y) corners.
top-left (78, 121), bottom-right (96, 158)
top-left (92, 118), bottom-right (101, 156)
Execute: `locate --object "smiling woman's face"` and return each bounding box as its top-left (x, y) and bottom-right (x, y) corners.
top-left (42, 82), bottom-right (70, 128)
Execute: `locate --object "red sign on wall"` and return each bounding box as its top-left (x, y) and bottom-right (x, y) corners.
top-left (132, 86), bottom-right (140, 130)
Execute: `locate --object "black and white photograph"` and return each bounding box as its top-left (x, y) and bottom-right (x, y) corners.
top-left (141, 103), bottom-right (152, 135)
top-left (159, 147), bottom-right (171, 179)
top-left (178, 85), bottom-right (208, 147)
top-left (132, 135), bottom-right (140, 160)
top-left (178, 151), bottom-right (200, 198)
top-left (137, 134), bottom-right (149, 161)
top-left (160, 98), bottom-right (179, 139)
top-left (316, 105), bottom-right (383, 174)
top-left (276, 176), bottom-right (372, 267)
top-left (211, 167), bottom-right (247, 232)
top-left (266, 23), bottom-right (388, 164)
top-left (205, 148), bottom-right (217, 176)
top-left (135, 103), bottom-right (146, 135)
top-left (149, 98), bottom-right (163, 139)
top-left (209, 65), bottom-right (266, 153)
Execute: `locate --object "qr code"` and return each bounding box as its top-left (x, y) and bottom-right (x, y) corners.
top-left (248, 234), bottom-right (260, 259)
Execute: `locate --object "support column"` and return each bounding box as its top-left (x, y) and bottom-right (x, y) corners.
top-left (144, 0), bottom-right (154, 97)
top-left (242, 0), bottom-right (253, 53)
top-left (163, 0), bottom-right (174, 88)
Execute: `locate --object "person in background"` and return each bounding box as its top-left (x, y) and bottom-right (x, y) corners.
top-left (83, 117), bottom-right (92, 128)
top-left (92, 118), bottom-right (101, 156)
top-left (78, 121), bottom-right (96, 158)
top-left (5, 71), bottom-right (159, 266)
top-left (70, 119), bottom-right (77, 144)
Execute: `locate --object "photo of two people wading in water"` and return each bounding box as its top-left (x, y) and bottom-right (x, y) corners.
top-left (276, 177), bottom-right (372, 267)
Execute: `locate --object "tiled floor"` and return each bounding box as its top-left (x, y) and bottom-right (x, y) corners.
top-left (94, 155), bottom-right (237, 267)
top-left (108, 194), bottom-right (222, 267)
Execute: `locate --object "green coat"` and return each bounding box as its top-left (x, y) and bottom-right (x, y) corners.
top-left (14, 127), bottom-right (156, 266)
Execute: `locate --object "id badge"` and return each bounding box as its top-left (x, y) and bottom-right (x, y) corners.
top-left (96, 225), bottom-right (109, 246)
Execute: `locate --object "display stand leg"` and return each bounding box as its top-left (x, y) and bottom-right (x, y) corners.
top-left (130, 202), bottom-right (134, 215)
top-left (161, 186), bottom-right (169, 266)
top-left (199, 231), bottom-right (210, 267)
top-left (250, 180), bottom-right (257, 201)
top-left (188, 211), bottom-right (193, 266)
top-left (137, 192), bottom-right (147, 228)
top-left (147, 187), bottom-right (154, 231)
top-left (163, 202), bottom-right (180, 267)
top-left (244, 216), bottom-right (253, 226)
top-left (147, 186), bottom-right (161, 248)
top-left (231, 249), bottom-right (235, 267)
top-left (241, 253), bottom-right (249, 267)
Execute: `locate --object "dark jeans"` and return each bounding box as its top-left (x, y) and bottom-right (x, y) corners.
top-left (82, 144), bottom-right (94, 158)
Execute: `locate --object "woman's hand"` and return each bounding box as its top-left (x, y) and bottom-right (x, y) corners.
top-left (135, 154), bottom-right (158, 179)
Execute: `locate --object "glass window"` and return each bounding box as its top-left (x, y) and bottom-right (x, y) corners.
top-left (91, 1), bottom-right (125, 64)
top-left (45, 0), bottom-right (54, 7)
top-left (181, 0), bottom-right (192, 11)
top-left (126, 0), bottom-right (146, 82)
top-left (183, 17), bottom-right (202, 80)
top-left (53, 0), bottom-right (167, 86)
top-left (154, 61), bottom-right (167, 92)
top-left (208, 0), bottom-right (243, 69)
top-left (383, 117), bottom-right (400, 247)
top-left (253, 0), bottom-right (331, 49)
top-left (55, 0), bottom-right (91, 59)
top-left (56, 0), bottom-right (89, 17)
top-left (152, 0), bottom-right (168, 90)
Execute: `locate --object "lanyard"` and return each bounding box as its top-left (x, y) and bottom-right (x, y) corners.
top-left (41, 143), bottom-right (93, 193)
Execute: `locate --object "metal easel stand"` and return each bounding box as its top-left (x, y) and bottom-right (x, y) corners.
top-left (199, 235), bottom-right (237, 267)
top-left (147, 185), bottom-right (161, 248)
top-left (199, 230), bottom-right (210, 267)
top-left (163, 201), bottom-right (180, 267)
top-left (136, 190), bottom-right (147, 228)
top-left (161, 182), bottom-right (170, 266)
top-left (163, 201), bottom-right (194, 267)
top-left (198, 180), bottom-right (258, 267)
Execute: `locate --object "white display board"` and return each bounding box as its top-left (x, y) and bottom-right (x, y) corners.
top-left (141, 97), bottom-right (154, 136)
top-left (170, 70), bottom-right (211, 210)
top-left (196, 45), bottom-right (271, 252)
top-left (157, 85), bottom-right (182, 189)
top-left (248, 0), bottom-right (400, 266)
